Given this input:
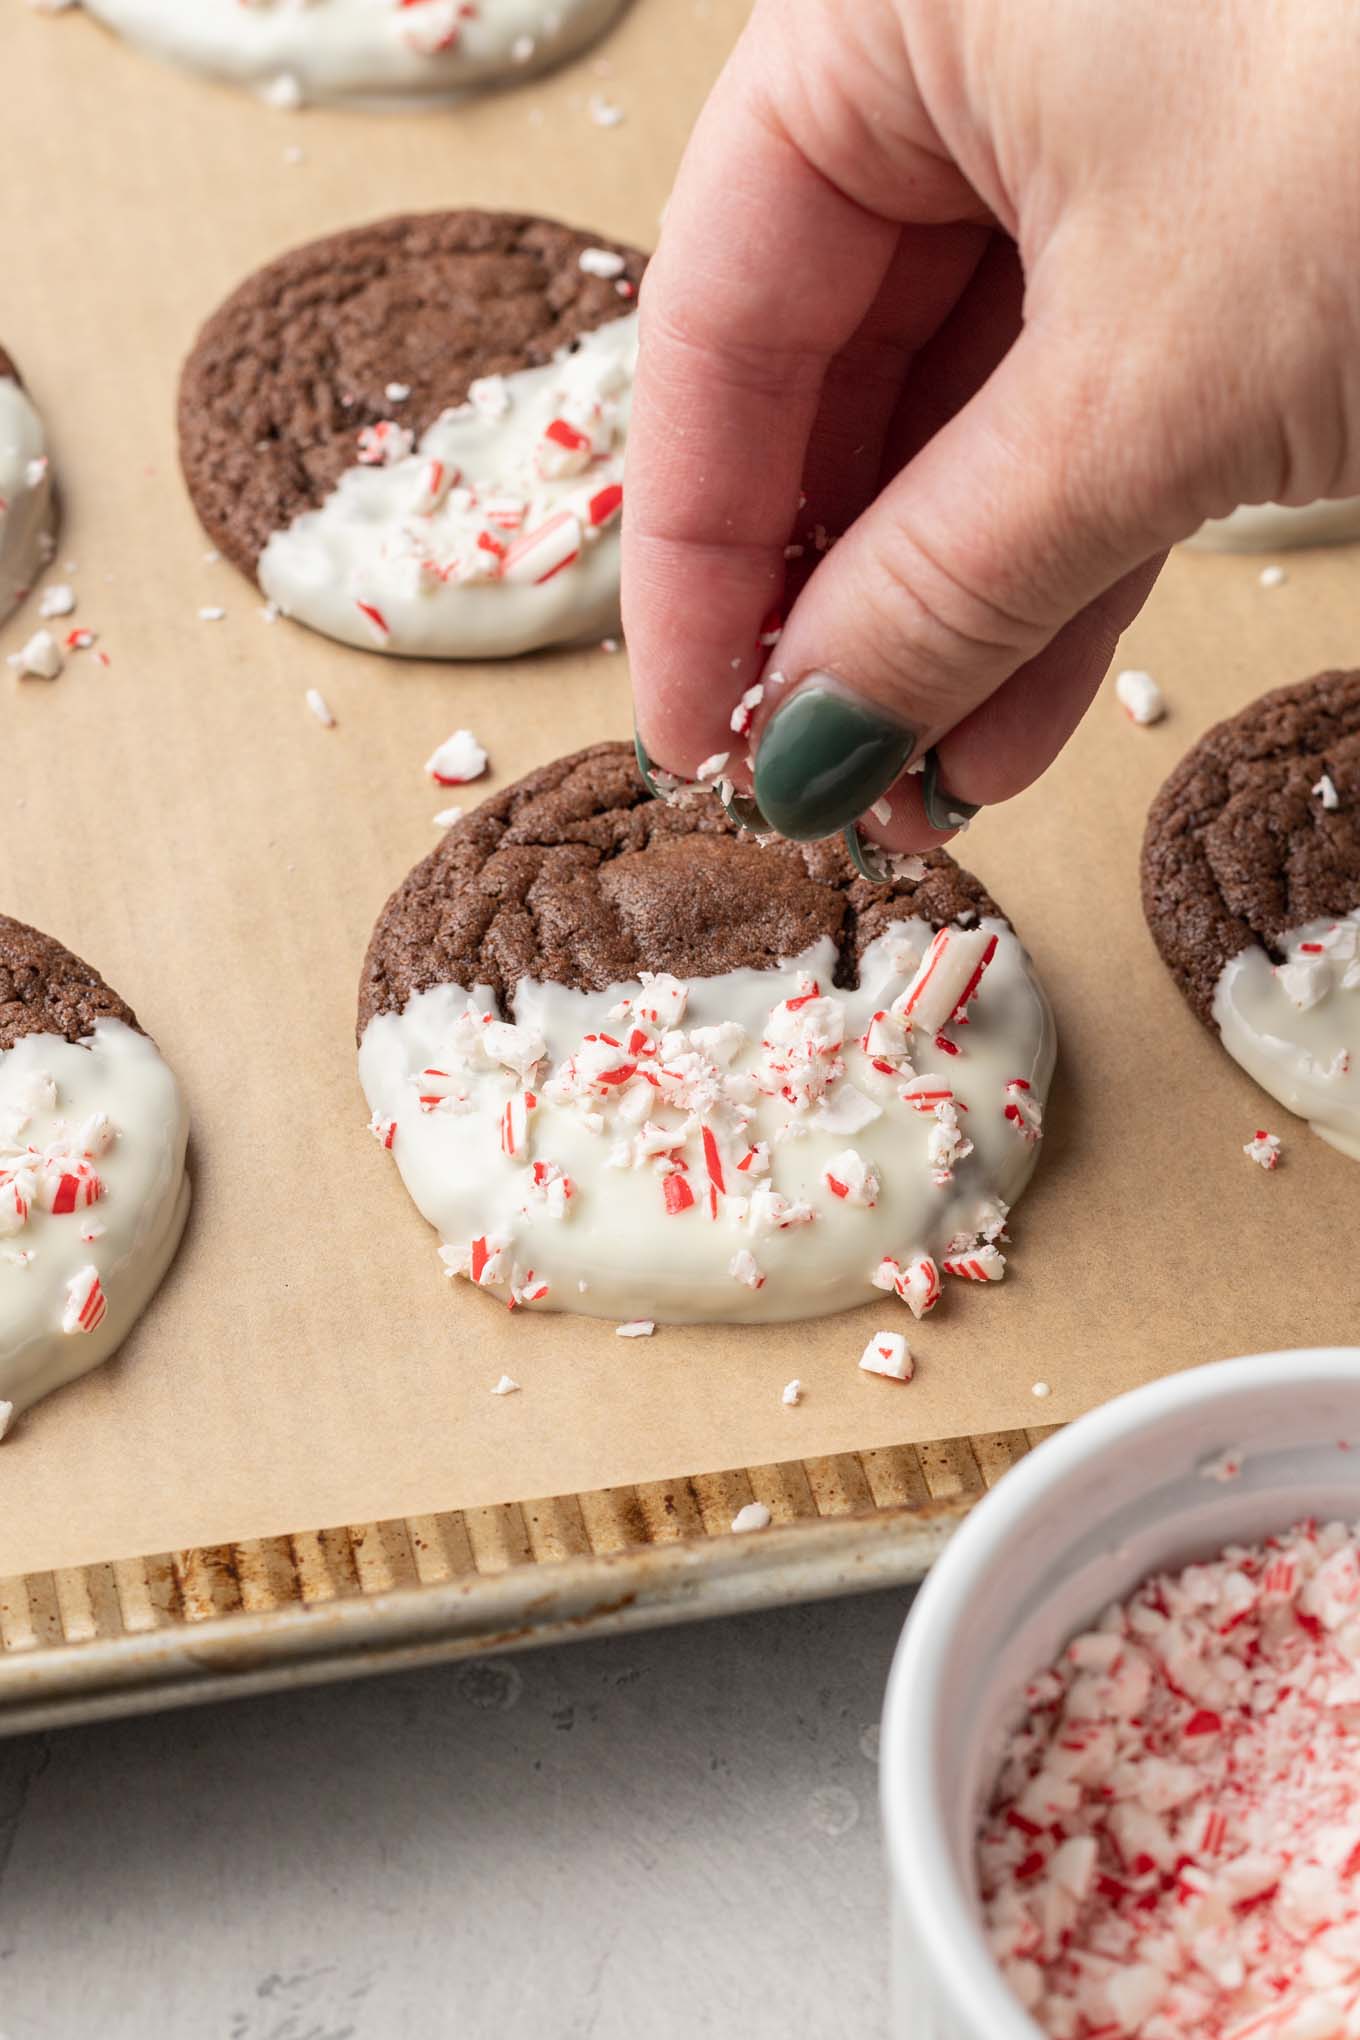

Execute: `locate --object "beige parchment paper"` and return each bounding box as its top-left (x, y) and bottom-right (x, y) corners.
top-left (1, 0), bottom-right (1357, 1578)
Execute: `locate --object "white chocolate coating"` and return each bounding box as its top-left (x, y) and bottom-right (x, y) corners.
top-left (0, 376), bottom-right (54, 626)
top-left (358, 919), bottom-right (1056, 1325)
top-left (80, 0), bottom-right (630, 106)
top-left (259, 313), bottom-right (634, 659)
top-left (0, 1022), bottom-right (189, 1415)
top-left (1188, 500), bottom-right (1360, 552)
top-left (1213, 912), bottom-right (1360, 1160)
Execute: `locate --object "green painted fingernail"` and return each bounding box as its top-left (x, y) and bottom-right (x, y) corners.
top-left (722, 790), bottom-right (770, 833)
top-left (843, 823), bottom-right (894, 883)
top-left (634, 727), bottom-right (665, 801)
top-left (921, 748), bottom-right (981, 832)
top-left (753, 679), bottom-right (918, 843)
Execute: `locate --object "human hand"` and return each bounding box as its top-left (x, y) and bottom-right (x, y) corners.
top-left (623, 0), bottom-right (1360, 858)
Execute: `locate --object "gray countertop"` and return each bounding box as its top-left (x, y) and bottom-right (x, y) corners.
top-left (0, 1588), bottom-right (912, 2038)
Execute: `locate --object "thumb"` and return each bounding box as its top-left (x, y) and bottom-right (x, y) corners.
top-left (750, 322), bottom-right (1178, 843)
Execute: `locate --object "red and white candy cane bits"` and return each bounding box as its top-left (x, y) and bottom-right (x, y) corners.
top-left (979, 1517), bottom-right (1360, 2038)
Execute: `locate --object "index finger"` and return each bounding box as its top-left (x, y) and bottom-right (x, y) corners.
top-left (622, 28), bottom-right (900, 772)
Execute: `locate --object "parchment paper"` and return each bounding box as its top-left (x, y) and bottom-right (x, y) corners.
top-left (2, 0), bottom-right (1357, 1579)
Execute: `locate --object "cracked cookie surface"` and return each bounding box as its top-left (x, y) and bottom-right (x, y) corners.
top-left (0, 915), bottom-right (141, 1052)
top-left (357, 741), bottom-right (1005, 1031)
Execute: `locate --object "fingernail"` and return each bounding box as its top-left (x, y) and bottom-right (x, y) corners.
top-left (634, 727), bottom-right (665, 801)
top-left (722, 789), bottom-right (770, 833)
top-left (843, 823), bottom-right (895, 884)
top-left (920, 748), bottom-right (981, 833)
top-left (753, 678), bottom-right (918, 842)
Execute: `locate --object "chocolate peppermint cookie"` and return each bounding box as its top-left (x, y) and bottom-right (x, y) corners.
top-left (0, 915), bottom-right (190, 1423)
top-left (179, 211), bottom-right (645, 660)
top-left (0, 347), bottom-right (54, 626)
top-left (1142, 669), bottom-right (1360, 1157)
top-left (359, 741), bottom-right (1057, 1328)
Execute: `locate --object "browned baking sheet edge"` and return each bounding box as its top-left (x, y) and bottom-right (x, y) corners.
top-left (0, 1424), bottom-right (1057, 1734)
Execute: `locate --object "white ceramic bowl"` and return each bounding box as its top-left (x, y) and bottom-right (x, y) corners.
top-left (880, 1349), bottom-right (1360, 2040)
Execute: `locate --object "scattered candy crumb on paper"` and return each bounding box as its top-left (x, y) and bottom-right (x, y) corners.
top-left (425, 728), bottom-right (489, 787)
top-left (1114, 668), bottom-right (1166, 725)
top-left (730, 1501), bottom-right (771, 1534)
top-left (1244, 1129), bottom-right (1282, 1170)
top-left (858, 1330), bottom-right (913, 1383)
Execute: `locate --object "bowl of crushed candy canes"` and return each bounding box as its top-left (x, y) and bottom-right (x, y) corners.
top-left (881, 1348), bottom-right (1360, 2040)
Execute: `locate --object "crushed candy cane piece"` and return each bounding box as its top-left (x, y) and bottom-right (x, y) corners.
top-left (730, 683), bottom-right (764, 737)
top-left (305, 687), bottom-right (335, 728)
top-left (1260, 563), bottom-right (1287, 588)
top-left (61, 1265), bottom-right (107, 1335)
top-left (858, 1329), bottom-right (913, 1382)
top-left (782, 1379), bottom-right (802, 1407)
top-left (433, 805), bottom-right (463, 828)
top-left (896, 926), bottom-right (997, 1035)
top-left (1315, 773), bottom-right (1341, 810)
top-left (1003, 1078), bottom-right (1044, 1142)
top-left (731, 1501), bottom-right (771, 1533)
top-left (7, 629), bottom-right (63, 680)
top-left (1199, 1445), bottom-right (1245, 1483)
top-left (490, 1374), bottom-right (520, 1396)
top-left (941, 1243), bottom-right (1005, 1282)
top-left (425, 728), bottom-right (489, 786)
top-left (616, 1319), bottom-right (655, 1338)
top-left (39, 584), bottom-right (74, 619)
top-left (1244, 1128), bottom-right (1283, 1169)
top-left (821, 1149), bottom-right (879, 1206)
top-left (1030, 1380), bottom-right (1051, 1399)
top-left (579, 246), bottom-right (627, 278)
top-left (1114, 667), bottom-right (1166, 724)
top-left (728, 1248), bottom-right (766, 1289)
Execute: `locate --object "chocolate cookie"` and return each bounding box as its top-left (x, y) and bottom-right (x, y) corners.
top-left (0, 347), bottom-right (55, 625)
top-left (0, 913), bottom-right (140, 1051)
top-left (358, 743), bottom-right (1057, 1327)
top-left (179, 212), bottom-right (645, 660)
top-left (1142, 670), bottom-right (1360, 1025)
top-left (0, 915), bottom-right (189, 1421)
top-left (359, 741), bottom-right (1004, 1029)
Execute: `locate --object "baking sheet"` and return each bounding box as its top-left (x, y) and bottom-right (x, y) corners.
top-left (2, 0), bottom-right (1358, 1581)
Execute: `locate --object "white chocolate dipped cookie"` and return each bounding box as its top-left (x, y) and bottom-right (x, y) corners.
top-left (178, 211), bottom-right (644, 660)
top-left (1188, 499), bottom-right (1360, 552)
top-left (78, 0), bottom-right (630, 108)
top-left (1143, 669), bottom-right (1360, 1158)
top-left (0, 348), bottom-right (55, 627)
top-left (358, 743), bottom-right (1057, 1328)
top-left (0, 915), bottom-right (189, 1425)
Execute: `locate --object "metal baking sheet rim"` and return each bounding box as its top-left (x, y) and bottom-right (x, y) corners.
top-left (0, 1499), bottom-right (975, 1736)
